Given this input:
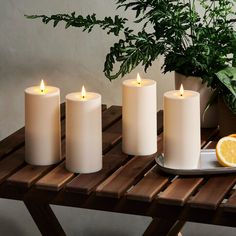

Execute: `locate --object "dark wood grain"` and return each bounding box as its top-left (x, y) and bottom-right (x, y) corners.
top-left (157, 110), bottom-right (164, 135)
top-left (36, 162), bottom-right (75, 191)
top-left (0, 147), bottom-right (25, 184)
top-left (66, 119), bottom-right (124, 194)
top-left (7, 140), bottom-right (66, 188)
top-left (201, 128), bottom-right (219, 147)
top-left (189, 175), bottom-right (236, 209)
top-left (0, 128), bottom-right (25, 160)
top-left (6, 105), bottom-right (117, 190)
top-left (224, 190), bottom-right (236, 212)
top-left (102, 106), bottom-right (121, 131)
top-left (157, 177), bottom-right (204, 206)
top-left (96, 155), bottom-right (156, 198)
top-left (7, 163), bottom-right (59, 189)
top-left (188, 136), bottom-right (236, 209)
top-left (2, 106), bottom-right (236, 234)
top-left (143, 218), bottom-right (180, 236)
top-left (126, 166), bottom-right (169, 202)
top-left (126, 134), bottom-right (167, 202)
top-left (102, 120), bottom-right (122, 154)
top-left (155, 128), bottom-right (218, 206)
top-left (66, 153), bottom-right (129, 194)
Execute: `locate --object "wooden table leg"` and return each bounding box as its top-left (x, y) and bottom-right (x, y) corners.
top-left (143, 218), bottom-right (185, 236)
top-left (24, 201), bottom-right (66, 236)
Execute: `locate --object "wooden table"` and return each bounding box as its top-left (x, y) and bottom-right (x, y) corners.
top-left (0, 104), bottom-right (236, 236)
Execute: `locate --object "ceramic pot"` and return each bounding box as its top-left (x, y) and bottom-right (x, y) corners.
top-left (175, 72), bottom-right (218, 128)
top-left (218, 97), bottom-right (236, 137)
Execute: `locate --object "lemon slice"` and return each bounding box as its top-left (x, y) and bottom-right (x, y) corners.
top-left (216, 136), bottom-right (236, 167)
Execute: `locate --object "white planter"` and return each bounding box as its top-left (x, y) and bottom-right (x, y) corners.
top-left (175, 72), bottom-right (218, 128)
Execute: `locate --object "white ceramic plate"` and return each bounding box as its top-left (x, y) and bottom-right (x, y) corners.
top-left (155, 149), bottom-right (236, 175)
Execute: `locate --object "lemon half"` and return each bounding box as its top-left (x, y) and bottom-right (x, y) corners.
top-left (216, 136), bottom-right (236, 167)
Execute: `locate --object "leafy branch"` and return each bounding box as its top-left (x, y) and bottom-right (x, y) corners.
top-left (25, 0), bottom-right (236, 88)
top-left (25, 12), bottom-right (128, 36)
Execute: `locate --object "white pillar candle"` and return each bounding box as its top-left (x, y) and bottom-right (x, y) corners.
top-left (25, 80), bottom-right (61, 165)
top-left (66, 86), bottom-right (102, 173)
top-left (164, 85), bottom-right (201, 169)
top-left (122, 73), bottom-right (157, 156)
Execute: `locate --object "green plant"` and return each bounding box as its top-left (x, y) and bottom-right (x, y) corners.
top-left (26, 0), bottom-right (236, 111)
top-left (216, 67), bottom-right (236, 114)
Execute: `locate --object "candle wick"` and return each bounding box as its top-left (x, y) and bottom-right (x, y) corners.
top-left (82, 96), bottom-right (85, 99)
top-left (41, 90), bottom-right (44, 93)
top-left (180, 94), bottom-right (183, 97)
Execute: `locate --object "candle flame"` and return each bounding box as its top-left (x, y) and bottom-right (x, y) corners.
top-left (40, 80), bottom-right (45, 93)
top-left (137, 73), bottom-right (141, 85)
top-left (180, 84), bottom-right (184, 96)
top-left (81, 85), bottom-right (86, 99)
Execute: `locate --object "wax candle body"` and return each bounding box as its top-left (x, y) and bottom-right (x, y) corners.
top-left (66, 92), bottom-right (102, 173)
top-left (122, 79), bottom-right (157, 155)
top-left (25, 86), bottom-right (61, 165)
top-left (164, 90), bottom-right (201, 169)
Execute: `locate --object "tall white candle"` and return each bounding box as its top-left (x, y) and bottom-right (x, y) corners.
top-left (122, 73), bottom-right (157, 156)
top-left (164, 85), bottom-right (201, 169)
top-left (25, 80), bottom-right (61, 165)
top-left (66, 86), bottom-right (102, 173)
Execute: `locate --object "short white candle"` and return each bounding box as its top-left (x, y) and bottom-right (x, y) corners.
top-left (66, 86), bottom-right (102, 173)
top-left (122, 73), bottom-right (157, 156)
top-left (25, 80), bottom-right (61, 165)
top-left (164, 85), bottom-right (201, 169)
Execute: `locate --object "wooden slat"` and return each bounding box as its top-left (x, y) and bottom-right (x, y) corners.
top-left (127, 127), bottom-right (218, 204)
top-left (224, 190), bottom-right (236, 212)
top-left (0, 147), bottom-right (25, 184)
top-left (66, 111), bottom-right (170, 198)
top-left (96, 155), bottom-right (156, 198)
top-left (155, 128), bottom-right (218, 206)
top-left (157, 177), bottom-right (204, 206)
top-left (189, 175), bottom-right (236, 209)
top-left (7, 164), bottom-right (57, 189)
top-left (102, 120), bottom-right (122, 154)
top-left (102, 106), bottom-right (121, 131)
top-left (7, 139), bottom-right (65, 188)
top-left (0, 128), bottom-right (25, 159)
top-left (35, 141), bottom-right (121, 192)
top-left (188, 137), bottom-right (236, 209)
top-left (201, 128), bottom-right (219, 147)
top-left (143, 218), bottom-right (181, 236)
top-left (126, 166), bottom-right (169, 202)
top-left (36, 162), bottom-right (75, 191)
top-left (60, 102), bottom-right (66, 119)
top-left (6, 105), bottom-right (116, 189)
top-left (33, 106), bottom-right (122, 191)
top-left (66, 153), bottom-right (128, 194)
top-left (66, 119), bottom-right (124, 194)
top-left (126, 134), bottom-right (167, 202)
top-left (204, 140), bottom-right (218, 149)
top-left (157, 110), bottom-right (163, 135)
